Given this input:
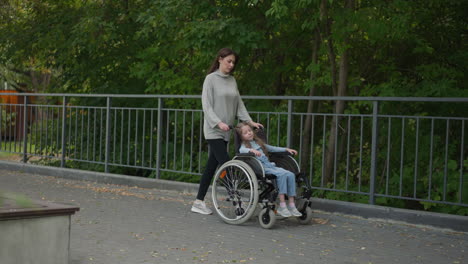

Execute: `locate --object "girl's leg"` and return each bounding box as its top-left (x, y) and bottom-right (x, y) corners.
top-left (196, 139), bottom-right (229, 201)
top-left (285, 171), bottom-right (297, 197)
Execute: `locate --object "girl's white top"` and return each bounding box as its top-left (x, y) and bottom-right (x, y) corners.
top-left (239, 141), bottom-right (287, 168)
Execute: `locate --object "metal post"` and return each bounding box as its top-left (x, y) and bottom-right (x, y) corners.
top-left (22, 95), bottom-right (29, 163)
top-left (369, 101), bottom-right (379, 204)
top-left (105, 97), bottom-right (112, 173)
top-left (60, 96), bottom-right (67, 168)
top-left (287, 100), bottom-right (293, 148)
top-left (155, 98), bottom-right (163, 179)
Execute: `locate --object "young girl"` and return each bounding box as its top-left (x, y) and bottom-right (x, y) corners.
top-left (236, 122), bottom-right (302, 217)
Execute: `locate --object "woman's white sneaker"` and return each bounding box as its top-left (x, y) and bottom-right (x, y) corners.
top-left (191, 200), bottom-right (213, 215)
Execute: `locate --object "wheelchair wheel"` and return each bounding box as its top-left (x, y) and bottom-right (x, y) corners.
top-left (297, 206), bottom-right (313, 225)
top-left (212, 160), bottom-right (258, 225)
top-left (258, 207), bottom-right (276, 229)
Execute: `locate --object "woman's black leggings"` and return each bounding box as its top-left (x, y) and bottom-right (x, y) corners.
top-left (196, 139), bottom-right (230, 201)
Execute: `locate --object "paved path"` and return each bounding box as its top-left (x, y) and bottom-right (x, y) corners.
top-left (1, 169), bottom-right (467, 264)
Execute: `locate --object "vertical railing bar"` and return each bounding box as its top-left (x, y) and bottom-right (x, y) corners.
top-left (345, 116), bottom-right (351, 191)
top-left (165, 110), bottom-right (170, 169)
top-left (181, 110), bottom-right (186, 171)
top-left (155, 98), bottom-right (163, 179)
top-left (99, 108), bottom-right (104, 162)
top-left (127, 109), bottom-right (131, 165)
top-left (142, 109), bottom-right (146, 168)
top-left (44, 106), bottom-right (47, 157)
top-left (13, 104), bottom-right (17, 152)
top-left (149, 109), bottom-right (154, 169)
top-left (74, 108), bottom-right (78, 159)
top-left (87, 107), bottom-right (90, 160)
top-left (173, 111), bottom-right (178, 170)
top-left (299, 114), bottom-right (303, 167)
top-left (358, 116), bottom-right (363, 192)
top-left (105, 97), bottom-right (112, 173)
top-left (321, 116), bottom-right (326, 187)
top-left (428, 118), bottom-right (434, 200)
top-left (113, 108), bottom-right (117, 164)
top-left (46, 107), bottom-right (51, 156)
top-left (56, 106), bottom-right (60, 156)
top-left (459, 120), bottom-right (465, 203)
top-left (120, 109), bottom-right (124, 164)
top-left (309, 115), bottom-right (315, 185)
top-left (369, 101), bottom-right (379, 205)
top-left (333, 114), bottom-right (338, 189)
top-left (287, 100), bottom-right (293, 148)
top-left (38, 105), bottom-right (42, 155)
top-left (80, 108), bottom-right (84, 160)
top-left (277, 113), bottom-right (280, 146)
top-left (10, 104), bottom-right (14, 152)
top-left (399, 118), bottom-right (405, 197)
top-left (22, 96), bottom-right (28, 163)
top-left (35, 105), bottom-right (39, 155)
top-left (46, 107), bottom-right (54, 157)
top-left (68, 107), bottom-right (73, 158)
top-left (413, 117), bottom-right (420, 198)
top-left (443, 119), bottom-right (449, 201)
top-left (134, 110), bottom-right (139, 166)
top-left (60, 97), bottom-right (67, 168)
top-left (190, 111), bottom-right (194, 172)
top-left (93, 108), bottom-right (97, 161)
top-left (266, 113), bottom-right (270, 143)
top-left (50, 107), bottom-right (55, 157)
top-left (386, 117), bottom-right (391, 195)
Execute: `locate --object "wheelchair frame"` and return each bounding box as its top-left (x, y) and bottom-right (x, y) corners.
top-left (211, 150), bottom-right (313, 229)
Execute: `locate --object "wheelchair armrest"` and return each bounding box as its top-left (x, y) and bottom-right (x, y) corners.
top-left (236, 153), bottom-right (256, 157)
top-left (269, 151), bottom-right (292, 157)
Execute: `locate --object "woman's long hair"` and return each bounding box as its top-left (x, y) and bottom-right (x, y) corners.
top-left (235, 122), bottom-right (268, 155)
top-left (208, 48), bottom-right (239, 74)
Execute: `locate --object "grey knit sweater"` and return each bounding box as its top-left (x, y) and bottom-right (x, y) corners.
top-left (202, 70), bottom-right (251, 141)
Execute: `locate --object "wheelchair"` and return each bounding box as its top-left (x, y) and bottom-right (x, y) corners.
top-left (211, 127), bottom-right (313, 228)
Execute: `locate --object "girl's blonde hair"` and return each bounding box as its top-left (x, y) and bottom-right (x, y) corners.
top-left (235, 122), bottom-right (268, 155)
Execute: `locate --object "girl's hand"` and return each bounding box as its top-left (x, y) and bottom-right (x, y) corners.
top-left (286, 148), bottom-right (297, 155)
top-left (250, 149), bottom-right (262, 157)
top-left (218, 122), bottom-right (230, 131)
top-left (249, 121), bottom-right (264, 129)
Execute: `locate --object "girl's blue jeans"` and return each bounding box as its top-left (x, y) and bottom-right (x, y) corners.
top-left (264, 166), bottom-right (296, 197)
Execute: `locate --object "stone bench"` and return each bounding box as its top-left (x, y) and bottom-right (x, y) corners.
top-left (0, 196), bottom-right (79, 264)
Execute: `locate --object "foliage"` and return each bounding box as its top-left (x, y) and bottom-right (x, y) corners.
top-left (0, 0), bottom-right (466, 215)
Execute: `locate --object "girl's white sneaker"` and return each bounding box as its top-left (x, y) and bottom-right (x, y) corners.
top-left (287, 206), bottom-right (303, 217)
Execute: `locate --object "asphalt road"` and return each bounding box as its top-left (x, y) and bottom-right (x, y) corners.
top-left (1, 169), bottom-right (466, 264)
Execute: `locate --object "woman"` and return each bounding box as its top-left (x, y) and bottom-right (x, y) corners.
top-left (191, 48), bottom-right (262, 215)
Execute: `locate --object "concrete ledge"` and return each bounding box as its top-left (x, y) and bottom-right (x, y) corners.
top-left (1, 160), bottom-right (467, 232)
top-left (310, 198), bottom-right (468, 232)
top-left (0, 160), bottom-right (200, 194)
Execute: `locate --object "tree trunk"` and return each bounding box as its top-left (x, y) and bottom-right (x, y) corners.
top-left (323, 0), bottom-right (354, 184)
top-left (300, 29), bottom-right (320, 173)
top-left (320, 0), bottom-right (337, 96)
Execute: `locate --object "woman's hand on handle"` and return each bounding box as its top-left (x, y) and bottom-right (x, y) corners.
top-left (249, 121), bottom-right (264, 129)
top-left (218, 122), bottom-right (231, 131)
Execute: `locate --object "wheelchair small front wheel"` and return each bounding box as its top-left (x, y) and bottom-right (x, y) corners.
top-left (212, 160), bottom-right (258, 225)
top-left (297, 206), bottom-right (313, 225)
top-left (258, 208), bottom-right (276, 229)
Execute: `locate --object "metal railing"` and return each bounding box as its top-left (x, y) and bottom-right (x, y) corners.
top-left (1, 93), bottom-right (467, 208)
